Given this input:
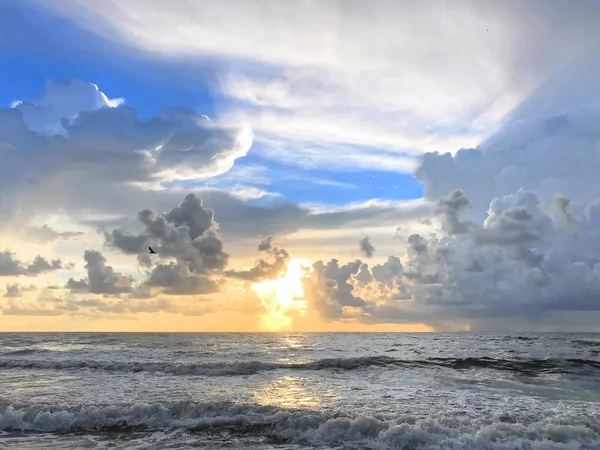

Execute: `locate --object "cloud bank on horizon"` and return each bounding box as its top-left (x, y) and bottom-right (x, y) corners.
top-left (2, 0), bottom-right (600, 331)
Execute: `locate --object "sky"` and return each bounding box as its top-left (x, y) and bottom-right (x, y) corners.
top-left (2, 0), bottom-right (600, 332)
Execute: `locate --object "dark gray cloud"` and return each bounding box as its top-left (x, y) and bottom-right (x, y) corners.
top-left (303, 259), bottom-right (367, 320)
top-left (7, 172), bottom-right (433, 241)
top-left (78, 187), bottom-right (432, 241)
top-left (102, 193), bottom-right (229, 297)
top-left (0, 251), bottom-right (68, 277)
top-left (0, 252), bottom-right (25, 277)
top-left (145, 262), bottom-right (220, 296)
top-left (553, 193), bottom-right (578, 230)
top-left (300, 188), bottom-right (600, 329)
top-left (363, 73), bottom-right (600, 329)
top-left (101, 194), bottom-right (229, 298)
top-left (3, 283), bottom-right (36, 298)
top-left (26, 255), bottom-right (70, 275)
top-left (225, 236), bottom-right (289, 281)
top-left (358, 236), bottom-right (375, 258)
top-left (103, 193), bottom-right (229, 275)
top-left (66, 250), bottom-right (134, 295)
top-left (435, 190), bottom-right (472, 235)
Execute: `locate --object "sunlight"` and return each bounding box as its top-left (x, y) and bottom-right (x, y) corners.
top-left (251, 258), bottom-right (311, 331)
top-left (252, 375), bottom-right (324, 408)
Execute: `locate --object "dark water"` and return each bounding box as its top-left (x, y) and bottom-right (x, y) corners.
top-left (0, 332), bottom-right (599, 449)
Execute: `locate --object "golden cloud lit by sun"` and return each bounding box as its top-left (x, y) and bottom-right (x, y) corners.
top-left (251, 258), bottom-right (311, 331)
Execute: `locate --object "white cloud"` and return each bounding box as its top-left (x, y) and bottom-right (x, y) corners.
top-left (33, 0), bottom-right (600, 171)
top-left (13, 79), bottom-right (124, 137)
top-left (254, 138), bottom-right (420, 173)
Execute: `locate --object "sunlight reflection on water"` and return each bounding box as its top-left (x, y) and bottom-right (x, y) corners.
top-left (253, 375), bottom-right (325, 409)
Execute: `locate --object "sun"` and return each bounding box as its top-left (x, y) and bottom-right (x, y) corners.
top-left (251, 258), bottom-right (311, 331)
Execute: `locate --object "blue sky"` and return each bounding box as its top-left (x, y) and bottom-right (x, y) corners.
top-left (0, 1), bottom-right (218, 117)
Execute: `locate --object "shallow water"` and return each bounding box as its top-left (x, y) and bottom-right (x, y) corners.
top-left (0, 332), bottom-right (599, 449)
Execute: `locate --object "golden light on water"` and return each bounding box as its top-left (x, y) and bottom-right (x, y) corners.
top-left (251, 258), bottom-right (311, 331)
top-left (252, 375), bottom-right (322, 408)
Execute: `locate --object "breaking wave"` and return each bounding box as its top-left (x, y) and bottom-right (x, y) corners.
top-left (1, 400), bottom-right (599, 449)
top-left (1, 349), bottom-right (51, 356)
top-left (0, 355), bottom-right (599, 376)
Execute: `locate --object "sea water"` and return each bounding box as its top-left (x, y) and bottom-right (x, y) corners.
top-left (0, 332), bottom-right (599, 449)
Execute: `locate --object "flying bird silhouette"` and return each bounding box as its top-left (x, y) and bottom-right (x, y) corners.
top-left (149, 246), bottom-right (157, 254)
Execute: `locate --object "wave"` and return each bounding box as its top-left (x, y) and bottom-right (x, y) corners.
top-left (0, 358), bottom-right (281, 376)
top-left (425, 356), bottom-right (600, 373)
top-left (0, 355), bottom-right (599, 377)
top-left (1, 400), bottom-right (599, 449)
top-left (573, 339), bottom-right (600, 347)
top-left (515, 336), bottom-right (538, 341)
top-left (0, 356), bottom-right (397, 376)
top-left (1, 349), bottom-right (51, 356)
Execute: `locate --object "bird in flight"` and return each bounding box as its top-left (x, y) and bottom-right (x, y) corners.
top-left (149, 246), bottom-right (157, 254)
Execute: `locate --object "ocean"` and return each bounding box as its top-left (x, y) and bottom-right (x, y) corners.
top-left (0, 332), bottom-right (599, 449)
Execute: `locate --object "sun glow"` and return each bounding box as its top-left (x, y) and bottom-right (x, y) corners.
top-left (251, 258), bottom-right (311, 331)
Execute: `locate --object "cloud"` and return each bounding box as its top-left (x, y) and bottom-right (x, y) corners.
top-left (0, 79), bottom-right (252, 224)
top-left (99, 193), bottom-right (231, 299)
top-left (300, 185), bottom-right (600, 330)
top-left (3, 283), bottom-right (37, 298)
top-left (286, 90), bottom-right (600, 330)
top-left (27, 255), bottom-right (70, 275)
top-left (145, 262), bottom-right (221, 296)
top-left (0, 251), bottom-right (69, 277)
top-left (225, 236), bottom-right (289, 281)
top-left (66, 250), bottom-right (135, 295)
top-left (416, 102), bottom-right (600, 219)
top-left (0, 79), bottom-right (433, 240)
top-left (434, 190), bottom-right (472, 235)
top-left (302, 259), bottom-right (367, 320)
top-left (103, 193), bottom-right (229, 275)
top-left (0, 79), bottom-right (430, 243)
top-left (358, 236), bottom-right (375, 258)
top-left (35, 0), bottom-right (600, 172)
top-left (6, 2), bottom-right (600, 331)
top-left (85, 187), bottom-right (432, 241)
top-left (1, 304), bottom-right (64, 316)
top-left (23, 225), bottom-right (83, 244)
top-left (12, 79), bottom-right (124, 137)
top-left (553, 193), bottom-right (578, 231)
top-left (1, 291), bottom-right (209, 317)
